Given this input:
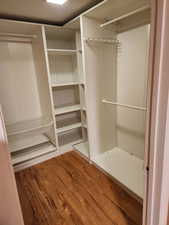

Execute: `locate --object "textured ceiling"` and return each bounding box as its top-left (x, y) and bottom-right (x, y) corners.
top-left (0, 0), bottom-right (103, 26)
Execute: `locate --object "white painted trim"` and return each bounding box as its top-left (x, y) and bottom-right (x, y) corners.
top-left (146, 0), bottom-right (169, 224)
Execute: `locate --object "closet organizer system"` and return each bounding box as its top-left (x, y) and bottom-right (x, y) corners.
top-left (0, 0), bottom-right (150, 200)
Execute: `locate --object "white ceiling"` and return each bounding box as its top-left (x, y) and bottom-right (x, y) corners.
top-left (0, 0), bottom-right (103, 26)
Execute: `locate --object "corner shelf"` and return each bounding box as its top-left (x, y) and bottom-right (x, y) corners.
top-left (55, 104), bottom-right (81, 115)
top-left (47, 49), bottom-right (77, 55)
top-left (56, 122), bottom-right (82, 133)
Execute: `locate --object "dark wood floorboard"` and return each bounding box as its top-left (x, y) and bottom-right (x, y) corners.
top-left (15, 151), bottom-right (143, 225)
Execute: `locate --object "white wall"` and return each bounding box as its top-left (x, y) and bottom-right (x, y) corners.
top-left (116, 24), bottom-right (150, 159)
top-left (0, 42), bottom-right (42, 125)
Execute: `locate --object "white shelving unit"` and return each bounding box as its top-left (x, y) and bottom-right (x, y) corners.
top-left (44, 27), bottom-right (89, 153)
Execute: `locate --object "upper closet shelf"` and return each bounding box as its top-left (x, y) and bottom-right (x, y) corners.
top-left (52, 81), bottom-right (83, 87)
top-left (55, 104), bottom-right (81, 115)
top-left (6, 116), bottom-right (53, 136)
top-left (47, 49), bottom-right (77, 55)
top-left (100, 5), bottom-right (150, 27)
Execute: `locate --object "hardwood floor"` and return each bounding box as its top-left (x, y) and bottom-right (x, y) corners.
top-left (15, 151), bottom-right (143, 225)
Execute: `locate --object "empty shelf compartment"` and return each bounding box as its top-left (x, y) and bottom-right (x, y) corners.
top-left (56, 110), bottom-right (82, 133)
top-left (58, 127), bottom-right (82, 147)
top-left (8, 133), bottom-right (50, 153)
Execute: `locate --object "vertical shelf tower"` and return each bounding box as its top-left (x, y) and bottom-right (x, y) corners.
top-left (42, 26), bottom-right (89, 156)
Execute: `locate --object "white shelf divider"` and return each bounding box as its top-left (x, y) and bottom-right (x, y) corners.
top-left (8, 134), bottom-right (49, 153)
top-left (55, 104), bottom-right (81, 115)
top-left (57, 122), bottom-right (82, 133)
top-left (47, 49), bottom-right (77, 55)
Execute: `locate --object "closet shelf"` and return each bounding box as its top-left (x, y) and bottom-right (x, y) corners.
top-left (52, 81), bottom-right (83, 87)
top-left (93, 147), bottom-right (144, 198)
top-left (47, 49), bottom-right (77, 55)
top-left (100, 5), bottom-right (150, 27)
top-left (8, 134), bottom-right (49, 153)
top-left (12, 143), bottom-right (56, 165)
top-left (55, 104), bottom-right (81, 115)
top-left (56, 122), bottom-right (82, 133)
top-left (74, 141), bottom-right (89, 157)
top-left (6, 117), bottom-right (53, 136)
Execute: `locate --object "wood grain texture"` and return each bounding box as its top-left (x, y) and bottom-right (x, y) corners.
top-left (15, 151), bottom-right (142, 225)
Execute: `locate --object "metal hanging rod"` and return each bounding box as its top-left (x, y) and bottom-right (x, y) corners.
top-left (0, 33), bottom-right (37, 43)
top-left (102, 99), bottom-right (147, 111)
top-left (100, 5), bottom-right (150, 28)
top-left (0, 32), bottom-right (37, 39)
top-left (85, 37), bottom-right (119, 45)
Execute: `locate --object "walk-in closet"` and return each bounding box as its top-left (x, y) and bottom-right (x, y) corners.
top-left (0, 0), bottom-right (153, 224)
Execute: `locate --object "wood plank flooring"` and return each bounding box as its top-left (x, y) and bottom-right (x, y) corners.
top-left (15, 151), bottom-right (143, 225)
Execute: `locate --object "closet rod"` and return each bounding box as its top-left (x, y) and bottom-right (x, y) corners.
top-left (0, 37), bottom-right (32, 43)
top-left (0, 32), bottom-right (37, 39)
top-left (102, 99), bottom-right (147, 111)
top-left (85, 37), bottom-right (119, 44)
top-left (100, 5), bottom-right (150, 27)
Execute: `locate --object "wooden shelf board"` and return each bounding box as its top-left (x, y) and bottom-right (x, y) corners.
top-left (6, 117), bottom-right (53, 136)
top-left (47, 49), bottom-right (77, 55)
top-left (57, 122), bottom-right (82, 133)
top-left (12, 143), bottom-right (56, 165)
top-left (55, 104), bottom-right (81, 115)
top-left (93, 147), bottom-right (144, 198)
top-left (8, 134), bottom-right (49, 153)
